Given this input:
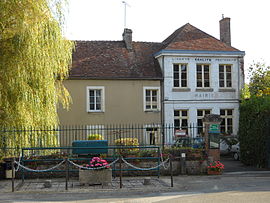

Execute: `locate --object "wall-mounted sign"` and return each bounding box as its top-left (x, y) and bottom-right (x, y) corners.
top-left (209, 124), bottom-right (220, 133)
top-left (175, 129), bottom-right (187, 137)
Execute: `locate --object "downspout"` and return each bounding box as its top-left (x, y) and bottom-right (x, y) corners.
top-left (161, 56), bottom-right (165, 126)
top-left (161, 56), bottom-right (165, 148)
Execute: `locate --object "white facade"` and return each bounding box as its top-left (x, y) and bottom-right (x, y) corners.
top-left (156, 51), bottom-right (245, 141)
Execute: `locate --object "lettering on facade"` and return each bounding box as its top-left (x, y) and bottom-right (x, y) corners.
top-left (215, 58), bottom-right (237, 62)
top-left (194, 93), bottom-right (214, 99)
top-left (195, 58), bottom-right (212, 62)
top-left (172, 57), bottom-right (190, 61)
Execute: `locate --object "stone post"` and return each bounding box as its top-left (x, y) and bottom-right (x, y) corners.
top-left (203, 114), bottom-right (223, 162)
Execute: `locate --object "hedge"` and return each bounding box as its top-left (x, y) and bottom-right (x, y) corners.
top-left (239, 96), bottom-right (270, 168)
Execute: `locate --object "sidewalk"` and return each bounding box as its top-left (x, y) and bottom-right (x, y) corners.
top-left (0, 176), bottom-right (173, 193)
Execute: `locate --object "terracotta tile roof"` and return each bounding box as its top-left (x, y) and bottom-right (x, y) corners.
top-left (162, 23), bottom-right (240, 51)
top-left (69, 41), bottom-right (163, 79)
top-left (70, 24), bottom-right (242, 79)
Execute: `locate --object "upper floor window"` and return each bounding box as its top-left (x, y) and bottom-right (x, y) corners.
top-left (196, 64), bottom-right (210, 88)
top-left (220, 109), bottom-right (233, 134)
top-left (86, 86), bottom-right (105, 112)
top-left (219, 65), bottom-right (232, 88)
top-left (173, 64), bottom-right (187, 87)
top-left (144, 87), bottom-right (160, 111)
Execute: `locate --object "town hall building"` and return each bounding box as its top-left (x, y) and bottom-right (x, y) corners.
top-left (155, 17), bottom-right (245, 143)
top-left (58, 17), bottom-right (245, 145)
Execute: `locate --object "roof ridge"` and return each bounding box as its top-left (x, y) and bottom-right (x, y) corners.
top-left (162, 23), bottom-right (189, 45)
top-left (74, 40), bottom-right (162, 44)
top-left (162, 23), bottom-right (240, 51)
top-left (74, 40), bottom-right (123, 43)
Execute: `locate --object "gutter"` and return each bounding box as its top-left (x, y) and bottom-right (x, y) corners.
top-left (67, 77), bottom-right (163, 80)
top-left (154, 50), bottom-right (245, 58)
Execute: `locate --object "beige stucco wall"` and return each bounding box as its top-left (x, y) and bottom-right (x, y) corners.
top-left (57, 79), bottom-right (161, 125)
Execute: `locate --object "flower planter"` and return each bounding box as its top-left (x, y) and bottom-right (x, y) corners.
top-left (207, 170), bottom-right (222, 175)
top-left (79, 169), bottom-right (112, 185)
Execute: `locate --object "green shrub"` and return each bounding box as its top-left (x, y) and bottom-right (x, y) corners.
top-left (87, 134), bottom-right (104, 140)
top-left (163, 146), bottom-right (206, 160)
top-left (239, 96), bottom-right (270, 167)
top-left (137, 150), bottom-right (157, 157)
top-left (114, 138), bottom-right (139, 155)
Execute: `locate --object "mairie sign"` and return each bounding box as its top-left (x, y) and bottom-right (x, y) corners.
top-left (209, 124), bottom-right (220, 133)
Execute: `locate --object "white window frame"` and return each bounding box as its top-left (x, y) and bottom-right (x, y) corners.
top-left (86, 86), bottom-right (105, 112)
top-left (143, 87), bottom-right (160, 112)
top-left (220, 109), bottom-right (233, 134)
top-left (196, 64), bottom-right (210, 88)
top-left (197, 109), bottom-right (211, 135)
top-left (174, 109), bottom-right (189, 130)
top-left (86, 125), bottom-right (105, 138)
top-left (219, 64), bottom-right (232, 88)
top-left (144, 124), bottom-right (160, 146)
top-left (173, 64), bottom-right (188, 88)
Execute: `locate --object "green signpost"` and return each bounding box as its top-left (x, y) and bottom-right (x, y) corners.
top-left (209, 124), bottom-right (220, 133)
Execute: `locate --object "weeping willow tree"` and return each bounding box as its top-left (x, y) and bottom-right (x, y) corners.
top-left (0, 0), bottom-right (74, 156)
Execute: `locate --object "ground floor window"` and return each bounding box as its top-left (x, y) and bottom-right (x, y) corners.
top-left (220, 109), bottom-right (233, 134)
top-left (145, 127), bottom-right (159, 145)
top-left (174, 110), bottom-right (188, 132)
top-left (197, 109), bottom-right (211, 135)
top-left (86, 125), bottom-right (105, 139)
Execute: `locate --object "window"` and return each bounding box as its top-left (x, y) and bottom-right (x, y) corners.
top-left (173, 64), bottom-right (187, 87)
top-left (174, 110), bottom-right (188, 131)
top-left (145, 127), bottom-right (159, 145)
top-left (86, 86), bottom-right (105, 112)
top-left (87, 125), bottom-right (105, 136)
top-left (220, 109), bottom-right (233, 134)
top-left (196, 64), bottom-right (210, 88)
top-left (197, 109), bottom-right (211, 135)
top-left (219, 65), bottom-right (232, 87)
top-left (144, 87), bottom-right (160, 111)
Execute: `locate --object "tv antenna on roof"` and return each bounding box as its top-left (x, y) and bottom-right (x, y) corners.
top-left (122, 1), bottom-right (131, 28)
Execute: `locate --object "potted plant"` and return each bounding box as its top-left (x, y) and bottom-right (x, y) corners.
top-left (207, 161), bottom-right (224, 175)
top-left (87, 134), bottom-right (104, 140)
top-left (114, 138), bottom-right (139, 157)
top-left (79, 157), bottom-right (112, 185)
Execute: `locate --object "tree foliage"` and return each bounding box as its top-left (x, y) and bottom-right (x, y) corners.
top-left (0, 0), bottom-right (74, 156)
top-left (239, 61), bottom-right (270, 167)
top-left (0, 0), bottom-right (74, 127)
top-left (248, 62), bottom-right (270, 96)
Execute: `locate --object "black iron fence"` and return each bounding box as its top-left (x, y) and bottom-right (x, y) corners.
top-left (0, 124), bottom-right (204, 157)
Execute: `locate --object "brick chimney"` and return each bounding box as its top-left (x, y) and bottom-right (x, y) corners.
top-left (122, 28), bottom-right (132, 50)
top-left (219, 16), bottom-right (231, 46)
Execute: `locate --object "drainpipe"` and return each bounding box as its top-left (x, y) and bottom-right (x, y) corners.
top-left (161, 56), bottom-right (165, 148)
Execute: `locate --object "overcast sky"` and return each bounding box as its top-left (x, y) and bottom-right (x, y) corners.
top-left (65, 0), bottom-right (270, 80)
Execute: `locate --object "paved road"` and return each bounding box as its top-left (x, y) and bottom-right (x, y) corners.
top-left (221, 155), bottom-right (264, 172)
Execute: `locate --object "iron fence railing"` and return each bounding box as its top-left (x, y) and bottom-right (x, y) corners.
top-left (0, 123), bottom-right (204, 157)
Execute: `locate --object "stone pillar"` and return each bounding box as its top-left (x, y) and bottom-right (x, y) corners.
top-left (203, 114), bottom-right (223, 161)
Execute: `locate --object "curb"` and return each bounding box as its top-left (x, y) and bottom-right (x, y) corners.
top-left (223, 170), bottom-right (270, 175)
